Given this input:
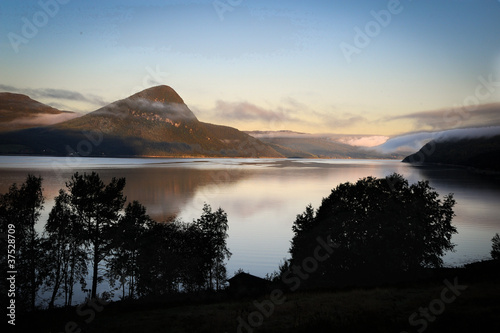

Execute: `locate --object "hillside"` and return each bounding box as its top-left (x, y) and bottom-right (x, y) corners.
top-left (402, 135), bottom-right (500, 172)
top-left (247, 131), bottom-right (403, 159)
top-left (0, 86), bottom-right (282, 158)
top-left (0, 92), bottom-right (76, 132)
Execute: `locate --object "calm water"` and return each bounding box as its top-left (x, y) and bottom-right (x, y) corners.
top-left (1, 156), bottom-right (500, 282)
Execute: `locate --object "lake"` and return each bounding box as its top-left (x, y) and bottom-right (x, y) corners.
top-left (1, 156), bottom-right (499, 284)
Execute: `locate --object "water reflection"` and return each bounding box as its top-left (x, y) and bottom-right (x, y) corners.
top-left (1, 157), bottom-right (499, 278)
top-left (0, 163), bottom-right (251, 222)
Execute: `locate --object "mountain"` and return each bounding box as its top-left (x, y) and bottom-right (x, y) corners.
top-left (0, 92), bottom-right (76, 132)
top-left (0, 86), bottom-right (282, 157)
top-left (402, 135), bottom-right (500, 172)
top-left (246, 131), bottom-right (403, 159)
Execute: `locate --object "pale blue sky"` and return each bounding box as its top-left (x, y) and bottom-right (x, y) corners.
top-left (1, 0), bottom-right (500, 135)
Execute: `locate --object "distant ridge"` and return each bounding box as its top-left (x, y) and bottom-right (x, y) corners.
top-left (402, 135), bottom-right (500, 172)
top-left (0, 86), bottom-right (282, 157)
top-left (0, 92), bottom-right (76, 132)
top-left (246, 130), bottom-right (403, 159)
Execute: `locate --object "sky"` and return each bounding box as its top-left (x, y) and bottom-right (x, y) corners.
top-left (1, 0), bottom-right (500, 136)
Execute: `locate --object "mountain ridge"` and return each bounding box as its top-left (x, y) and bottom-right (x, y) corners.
top-left (0, 92), bottom-right (76, 132)
top-left (0, 86), bottom-right (282, 158)
top-left (246, 131), bottom-right (403, 159)
top-left (402, 135), bottom-right (500, 172)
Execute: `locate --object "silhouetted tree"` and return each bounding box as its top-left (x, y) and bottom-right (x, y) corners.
top-left (106, 201), bottom-right (153, 299)
top-left (176, 222), bottom-right (206, 292)
top-left (0, 175), bottom-right (44, 311)
top-left (194, 204), bottom-right (231, 291)
top-left (41, 190), bottom-right (87, 308)
top-left (491, 233), bottom-right (500, 260)
top-left (65, 172), bottom-right (126, 299)
top-left (2, 171), bottom-right (234, 307)
top-left (136, 221), bottom-right (186, 295)
top-left (135, 204), bottom-right (231, 295)
top-left (288, 173), bottom-right (457, 286)
top-left (234, 268), bottom-right (247, 275)
top-left (289, 204), bottom-right (317, 261)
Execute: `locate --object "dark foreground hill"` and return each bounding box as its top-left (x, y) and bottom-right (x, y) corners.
top-left (17, 260), bottom-right (500, 333)
top-left (402, 135), bottom-right (500, 172)
top-left (0, 86), bottom-right (282, 157)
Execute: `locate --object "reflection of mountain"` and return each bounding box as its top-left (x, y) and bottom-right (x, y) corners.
top-left (402, 135), bottom-right (500, 172)
top-left (0, 164), bottom-right (251, 222)
top-left (0, 86), bottom-right (282, 157)
top-left (115, 167), bottom-right (250, 221)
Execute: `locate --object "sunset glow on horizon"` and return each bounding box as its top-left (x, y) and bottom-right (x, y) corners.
top-left (1, 0), bottom-right (500, 136)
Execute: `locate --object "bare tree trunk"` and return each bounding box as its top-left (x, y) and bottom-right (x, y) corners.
top-left (29, 214), bottom-right (36, 310)
top-left (68, 250), bottom-right (76, 306)
top-left (49, 266), bottom-right (61, 309)
top-left (91, 246), bottom-right (99, 299)
top-left (91, 221), bottom-right (99, 300)
top-left (122, 278), bottom-right (125, 300)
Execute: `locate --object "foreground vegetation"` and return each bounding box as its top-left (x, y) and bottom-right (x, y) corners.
top-left (3, 172), bottom-right (500, 332)
top-left (282, 174), bottom-right (457, 289)
top-left (0, 173), bottom-right (231, 312)
top-left (18, 261), bottom-right (500, 332)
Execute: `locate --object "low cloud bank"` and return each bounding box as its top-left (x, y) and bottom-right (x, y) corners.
top-left (247, 131), bottom-right (389, 147)
top-left (94, 98), bottom-right (197, 121)
top-left (6, 112), bottom-right (79, 126)
top-left (386, 103), bottom-right (500, 131)
top-left (372, 126), bottom-right (500, 154)
top-left (334, 135), bottom-right (389, 147)
top-left (212, 100), bottom-right (298, 123)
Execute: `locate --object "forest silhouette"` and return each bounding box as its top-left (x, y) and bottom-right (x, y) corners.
top-left (0, 172), bottom-right (231, 312)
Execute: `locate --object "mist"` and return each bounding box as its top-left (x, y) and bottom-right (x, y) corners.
top-left (247, 131), bottom-right (389, 147)
top-left (93, 98), bottom-right (197, 121)
top-left (7, 112), bottom-right (80, 126)
top-left (372, 126), bottom-right (500, 154)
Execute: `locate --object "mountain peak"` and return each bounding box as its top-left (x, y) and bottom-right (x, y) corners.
top-left (0, 87), bottom-right (284, 158)
top-left (129, 85), bottom-right (184, 104)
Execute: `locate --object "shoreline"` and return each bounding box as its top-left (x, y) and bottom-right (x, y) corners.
top-left (402, 160), bottom-right (500, 177)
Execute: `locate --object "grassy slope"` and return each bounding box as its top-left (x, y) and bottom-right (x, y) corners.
top-left (19, 262), bottom-right (500, 333)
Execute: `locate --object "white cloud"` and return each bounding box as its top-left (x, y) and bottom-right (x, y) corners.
top-left (372, 126), bottom-right (500, 154)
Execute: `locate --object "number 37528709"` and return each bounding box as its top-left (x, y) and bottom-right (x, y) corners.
top-left (7, 224), bottom-right (16, 268)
